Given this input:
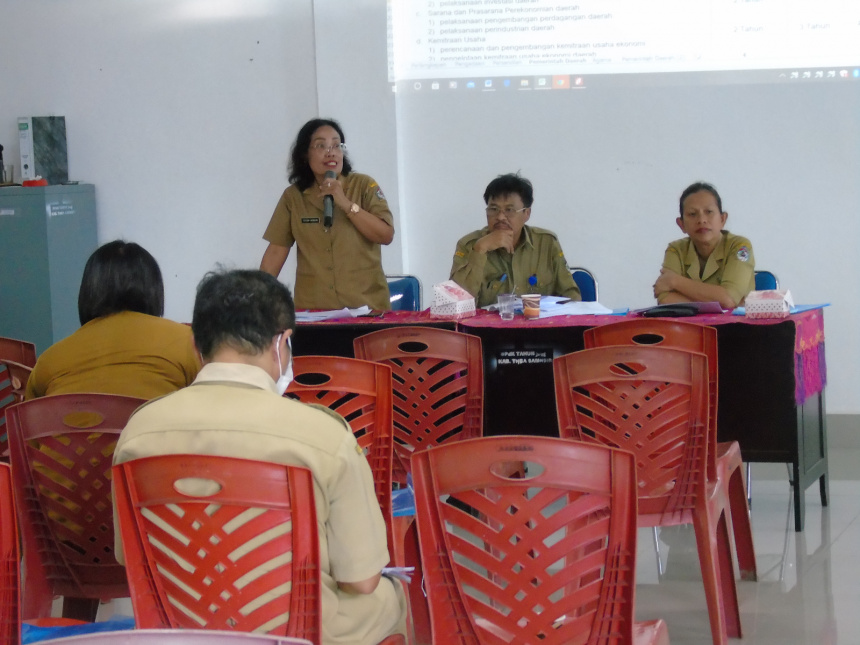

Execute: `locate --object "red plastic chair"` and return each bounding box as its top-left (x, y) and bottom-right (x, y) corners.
top-left (411, 435), bottom-right (670, 645)
top-left (0, 336), bottom-right (37, 367)
top-left (1, 359), bottom-right (32, 458)
top-left (5, 393), bottom-right (147, 621)
top-left (113, 454), bottom-right (405, 645)
top-left (554, 345), bottom-right (741, 645)
top-left (285, 356), bottom-right (398, 555)
top-left (583, 319), bottom-right (756, 580)
top-left (353, 326), bottom-right (483, 483)
top-left (35, 630), bottom-right (313, 645)
top-left (113, 454), bottom-right (321, 640)
top-left (1, 462), bottom-right (20, 645)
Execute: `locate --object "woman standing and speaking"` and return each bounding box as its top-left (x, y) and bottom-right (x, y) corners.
top-left (260, 118), bottom-right (394, 310)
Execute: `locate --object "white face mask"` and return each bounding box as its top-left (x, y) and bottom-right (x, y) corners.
top-left (275, 333), bottom-right (294, 396)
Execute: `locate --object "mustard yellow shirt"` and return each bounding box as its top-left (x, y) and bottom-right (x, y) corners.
top-left (25, 311), bottom-right (200, 400)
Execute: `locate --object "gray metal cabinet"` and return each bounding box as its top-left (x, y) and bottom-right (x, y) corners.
top-left (0, 184), bottom-right (97, 353)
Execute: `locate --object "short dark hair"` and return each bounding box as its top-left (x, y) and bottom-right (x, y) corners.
top-left (679, 181), bottom-right (723, 216)
top-left (288, 118), bottom-right (353, 191)
top-left (483, 173), bottom-right (534, 208)
top-left (77, 240), bottom-right (164, 325)
top-left (192, 269), bottom-right (296, 361)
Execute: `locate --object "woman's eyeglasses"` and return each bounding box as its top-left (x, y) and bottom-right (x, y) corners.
top-left (309, 143), bottom-right (347, 154)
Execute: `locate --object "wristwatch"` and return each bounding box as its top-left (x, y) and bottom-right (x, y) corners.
top-left (349, 202), bottom-right (360, 215)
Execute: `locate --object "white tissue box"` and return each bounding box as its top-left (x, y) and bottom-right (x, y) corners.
top-left (430, 280), bottom-right (476, 318)
top-left (745, 289), bottom-right (794, 319)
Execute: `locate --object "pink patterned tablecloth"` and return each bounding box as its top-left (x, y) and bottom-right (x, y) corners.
top-left (458, 308), bottom-right (827, 405)
top-left (302, 307), bottom-right (826, 406)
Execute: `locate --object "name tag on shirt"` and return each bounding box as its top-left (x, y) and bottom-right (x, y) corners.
top-left (301, 217), bottom-right (320, 224)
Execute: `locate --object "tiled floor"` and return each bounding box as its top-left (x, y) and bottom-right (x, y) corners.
top-left (634, 452), bottom-right (860, 644)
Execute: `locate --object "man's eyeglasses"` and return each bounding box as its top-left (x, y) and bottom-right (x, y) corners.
top-left (485, 205), bottom-right (527, 217)
top-left (310, 143), bottom-right (347, 154)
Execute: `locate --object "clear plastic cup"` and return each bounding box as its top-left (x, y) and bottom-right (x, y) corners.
top-left (497, 293), bottom-right (515, 321)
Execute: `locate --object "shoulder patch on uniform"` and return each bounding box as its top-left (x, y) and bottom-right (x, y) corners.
top-left (375, 186), bottom-right (386, 201)
top-left (736, 246), bottom-right (750, 262)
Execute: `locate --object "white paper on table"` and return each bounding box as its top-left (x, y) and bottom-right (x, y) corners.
top-left (539, 296), bottom-right (613, 317)
top-left (295, 306), bottom-right (371, 322)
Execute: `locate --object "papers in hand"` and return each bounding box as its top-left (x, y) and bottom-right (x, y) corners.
top-left (382, 566), bottom-right (415, 583)
top-left (539, 296), bottom-right (613, 317)
top-left (295, 306), bottom-right (371, 322)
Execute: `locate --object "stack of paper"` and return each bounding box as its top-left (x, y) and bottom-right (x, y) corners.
top-left (539, 296), bottom-right (613, 318)
top-left (295, 306), bottom-right (371, 322)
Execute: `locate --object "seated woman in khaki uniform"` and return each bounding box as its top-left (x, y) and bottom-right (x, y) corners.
top-left (260, 118), bottom-right (394, 311)
top-left (653, 181), bottom-right (755, 309)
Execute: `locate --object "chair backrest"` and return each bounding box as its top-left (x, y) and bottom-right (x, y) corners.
top-left (36, 629), bottom-right (313, 645)
top-left (353, 327), bottom-right (483, 480)
top-left (5, 393), bottom-right (147, 617)
top-left (386, 275), bottom-right (422, 311)
top-left (583, 318), bottom-right (720, 481)
top-left (554, 345), bottom-right (709, 517)
top-left (0, 336), bottom-right (37, 367)
top-left (1, 359), bottom-right (32, 458)
top-left (412, 436), bottom-right (639, 644)
top-left (570, 267), bottom-right (598, 302)
top-left (113, 454), bottom-right (321, 643)
top-left (754, 270), bottom-right (779, 291)
top-left (0, 463), bottom-right (20, 645)
top-left (285, 355), bottom-right (394, 547)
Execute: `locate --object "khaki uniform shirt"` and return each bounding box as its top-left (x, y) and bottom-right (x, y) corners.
top-left (113, 362), bottom-right (406, 645)
top-left (450, 224), bottom-right (581, 307)
top-left (25, 311), bottom-right (200, 400)
top-left (659, 230), bottom-right (756, 305)
top-left (263, 173), bottom-right (393, 311)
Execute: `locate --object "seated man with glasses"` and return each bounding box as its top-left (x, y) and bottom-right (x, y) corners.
top-left (450, 172), bottom-right (581, 307)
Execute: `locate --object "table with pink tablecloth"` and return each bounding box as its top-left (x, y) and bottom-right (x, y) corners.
top-left (297, 307), bottom-right (828, 531)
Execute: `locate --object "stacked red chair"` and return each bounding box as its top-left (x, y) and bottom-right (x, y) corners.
top-left (412, 435), bottom-right (670, 644)
top-left (554, 345), bottom-right (743, 645)
top-left (1, 462), bottom-right (20, 645)
top-left (583, 318), bottom-right (756, 580)
top-left (114, 454), bottom-right (405, 645)
top-left (0, 359), bottom-right (31, 459)
top-left (6, 393), bottom-right (146, 620)
top-left (353, 326), bottom-right (483, 483)
top-left (285, 356), bottom-right (396, 560)
top-left (0, 336), bottom-right (37, 368)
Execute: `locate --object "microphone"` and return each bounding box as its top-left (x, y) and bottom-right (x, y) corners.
top-left (323, 170), bottom-right (336, 229)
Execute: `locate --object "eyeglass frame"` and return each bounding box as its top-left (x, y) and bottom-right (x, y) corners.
top-left (485, 205), bottom-right (529, 217)
top-left (309, 142), bottom-right (348, 154)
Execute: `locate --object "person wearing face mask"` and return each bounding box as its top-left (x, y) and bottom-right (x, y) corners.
top-left (449, 172), bottom-right (581, 308)
top-left (112, 269), bottom-right (406, 645)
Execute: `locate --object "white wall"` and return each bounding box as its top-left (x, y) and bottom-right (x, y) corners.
top-left (1, 0), bottom-right (857, 414)
top-left (0, 0), bottom-right (319, 322)
top-left (393, 81), bottom-right (860, 413)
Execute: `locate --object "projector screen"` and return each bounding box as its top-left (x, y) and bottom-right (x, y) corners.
top-left (390, 0), bottom-right (860, 90)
